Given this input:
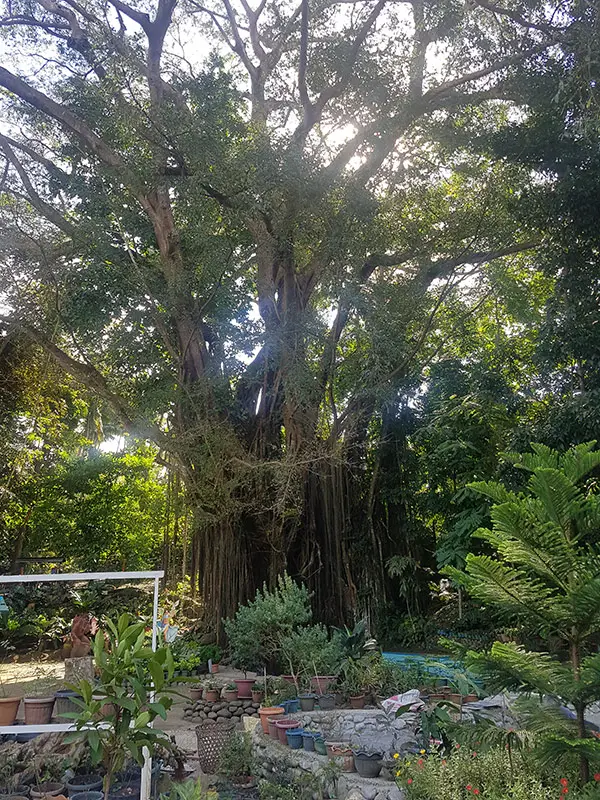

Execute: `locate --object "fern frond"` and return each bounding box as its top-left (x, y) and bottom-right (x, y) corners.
top-left (468, 480), bottom-right (520, 505)
top-left (466, 643), bottom-right (571, 696)
top-left (561, 441), bottom-right (600, 483)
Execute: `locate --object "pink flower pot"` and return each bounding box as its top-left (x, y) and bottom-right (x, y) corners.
top-left (275, 719), bottom-right (300, 745)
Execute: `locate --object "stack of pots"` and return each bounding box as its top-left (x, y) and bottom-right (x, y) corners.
top-left (275, 718), bottom-right (301, 745)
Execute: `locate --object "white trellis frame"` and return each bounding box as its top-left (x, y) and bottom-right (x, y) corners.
top-left (0, 570), bottom-right (165, 800)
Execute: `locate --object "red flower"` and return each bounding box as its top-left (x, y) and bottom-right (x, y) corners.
top-left (472, 752), bottom-right (477, 757)
top-left (407, 778), bottom-right (413, 785)
top-left (466, 785), bottom-right (472, 792)
top-left (442, 760), bottom-right (447, 766)
top-left (473, 790), bottom-right (480, 796)
top-left (455, 743), bottom-right (461, 749)
top-left (595, 774), bottom-right (600, 782)
top-left (417, 759), bottom-right (424, 767)
top-left (562, 788), bottom-right (568, 795)
top-left (560, 779), bottom-right (568, 787)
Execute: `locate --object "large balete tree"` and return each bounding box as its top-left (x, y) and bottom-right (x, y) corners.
top-left (0, 0), bottom-right (573, 626)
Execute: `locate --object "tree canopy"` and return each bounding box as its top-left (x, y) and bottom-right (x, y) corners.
top-left (0, 0), bottom-right (596, 626)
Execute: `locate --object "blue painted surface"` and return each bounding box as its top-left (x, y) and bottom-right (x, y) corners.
top-left (382, 651), bottom-right (459, 679)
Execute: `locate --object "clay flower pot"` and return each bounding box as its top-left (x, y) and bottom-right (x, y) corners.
top-left (268, 715), bottom-right (285, 740)
top-left (234, 679), bottom-right (254, 699)
top-left (190, 687), bottom-right (203, 702)
top-left (349, 694), bottom-right (365, 709)
top-left (204, 689), bottom-right (219, 702)
top-left (326, 743), bottom-right (354, 772)
top-left (310, 676), bottom-right (337, 694)
top-left (251, 690), bottom-right (264, 704)
top-left (210, 663), bottom-right (220, 674)
top-left (223, 689), bottom-right (238, 701)
top-left (24, 697), bottom-right (55, 725)
top-left (0, 696), bottom-right (22, 726)
top-left (258, 705), bottom-right (284, 734)
top-left (275, 718), bottom-right (301, 745)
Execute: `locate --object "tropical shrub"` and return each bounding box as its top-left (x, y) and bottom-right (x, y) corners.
top-left (397, 745), bottom-right (574, 800)
top-left (279, 624), bottom-right (343, 682)
top-left (224, 573), bottom-right (312, 671)
top-left (447, 442), bottom-right (600, 784)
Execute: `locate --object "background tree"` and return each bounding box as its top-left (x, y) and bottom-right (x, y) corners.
top-left (0, 0), bottom-right (577, 625)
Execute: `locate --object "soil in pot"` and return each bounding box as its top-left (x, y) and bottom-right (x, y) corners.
top-left (24, 697), bottom-right (55, 725)
top-left (299, 695), bottom-right (315, 712)
top-left (234, 679), bottom-right (254, 699)
top-left (30, 783), bottom-right (65, 799)
top-left (0, 696), bottom-right (22, 726)
top-left (317, 694), bottom-right (335, 710)
top-left (349, 695), bottom-right (365, 710)
top-left (354, 752), bottom-right (383, 779)
top-left (259, 706), bottom-right (284, 734)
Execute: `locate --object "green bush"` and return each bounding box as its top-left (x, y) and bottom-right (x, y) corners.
top-left (398, 745), bottom-right (573, 800)
top-left (217, 732), bottom-right (254, 779)
top-left (279, 624), bottom-right (343, 681)
top-left (224, 573), bottom-right (312, 671)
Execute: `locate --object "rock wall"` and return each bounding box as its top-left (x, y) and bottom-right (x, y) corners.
top-left (252, 725), bottom-right (406, 800)
top-left (250, 708), bottom-right (420, 800)
top-left (293, 709), bottom-right (419, 757)
top-left (183, 698), bottom-right (261, 722)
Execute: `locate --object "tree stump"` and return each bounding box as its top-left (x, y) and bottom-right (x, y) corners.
top-left (64, 656), bottom-right (94, 684)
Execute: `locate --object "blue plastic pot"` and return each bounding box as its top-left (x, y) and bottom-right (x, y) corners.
top-left (286, 728), bottom-right (304, 749)
top-left (278, 699), bottom-right (300, 714)
top-left (302, 731), bottom-right (316, 751)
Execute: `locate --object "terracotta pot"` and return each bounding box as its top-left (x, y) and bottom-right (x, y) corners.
top-left (349, 694), bottom-right (365, 709)
top-left (258, 705), bottom-right (284, 734)
top-left (462, 694), bottom-right (479, 704)
top-left (211, 663), bottom-right (220, 674)
top-left (310, 676), bottom-right (337, 693)
top-left (326, 743), bottom-right (354, 772)
top-left (268, 715), bottom-right (285, 740)
top-left (275, 719), bottom-right (301, 745)
top-left (251, 690), bottom-right (264, 704)
top-left (223, 689), bottom-right (238, 701)
top-left (24, 697), bottom-right (55, 725)
top-left (235, 679), bottom-right (254, 699)
top-left (190, 688), bottom-right (203, 702)
top-left (205, 689), bottom-right (219, 702)
top-left (0, 696), bottom-right (22, 726)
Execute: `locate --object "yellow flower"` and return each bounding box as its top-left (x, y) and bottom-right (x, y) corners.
top-left (396, 770), bottom-right (402, 777)
top-left (420, 749), bottom-right (426, 755)
top-left (393, 753), bottom-right (400, 759)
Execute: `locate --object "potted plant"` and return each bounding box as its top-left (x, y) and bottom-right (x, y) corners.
top-left (66, 612), bottom-right (175, 800)
top-left (251, 683), bottom-right (264, 704)
top-left (222, 683), bottom-right (238, 701)
top-left (217, 731), bottom-right (255, 787)
top-left (203, 679), bottom-right (219, 703)
top-left (23, 692), bottom-right (55, 725)
top-left (190, 685), bottom-right (203, 702)
top-left (209, 646), bottom-right (222, 674)
top-left (341, 674), bottom-right (366, 710)
top-left (0, 677), bottom-right (22, 727)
